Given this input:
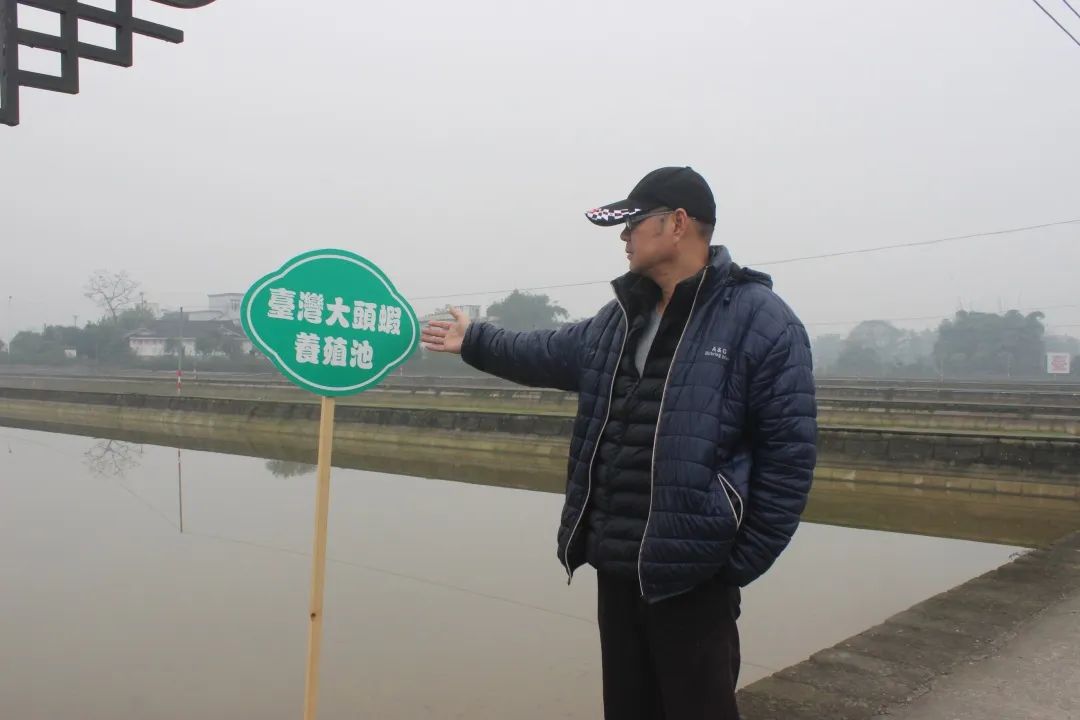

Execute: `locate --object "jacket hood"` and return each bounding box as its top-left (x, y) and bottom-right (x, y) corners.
top-left (709, 245), bottom-right (773, 290)
top-left (612, 245), bottom-right (773, 306)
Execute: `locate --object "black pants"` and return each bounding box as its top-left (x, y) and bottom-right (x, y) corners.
top-left (597, 573), bottom-right (742, 720)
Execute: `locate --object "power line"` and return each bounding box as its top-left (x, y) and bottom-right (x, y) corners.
top-left (411, 218), bottom-right (1080, 301)
top-left (1028, 0), bottom-right (1080, 47)
top-left (751, 218), bottom-right (1079, 267)
top-left (1061, 0), bottom-right (1080, 21)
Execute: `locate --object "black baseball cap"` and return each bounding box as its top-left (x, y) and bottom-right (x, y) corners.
top-left (584, 166), bottom-right (716, 227)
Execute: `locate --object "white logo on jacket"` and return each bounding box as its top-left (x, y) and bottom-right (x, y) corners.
top-left (704, 345), bottom-right (729, 361)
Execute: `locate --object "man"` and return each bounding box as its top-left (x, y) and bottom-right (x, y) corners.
top-left (421, 166), bottom-right (817, 719)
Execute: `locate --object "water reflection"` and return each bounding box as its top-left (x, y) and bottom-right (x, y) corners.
top-left (10, 417), bottom-right (1078, 549)
top-left (82, 438), bottom-right (143, 478)
top-left (78, 437), bottom-right (184, 532)
top-left (266, 459), bottom-right (317, 478)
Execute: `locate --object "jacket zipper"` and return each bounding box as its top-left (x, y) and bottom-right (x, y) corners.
top-left (637, 270), bottom-right (710, 598)
top-left (563, 298), bottom-right (629, 582)
top-left (717, 471), bottom-right (744, 529)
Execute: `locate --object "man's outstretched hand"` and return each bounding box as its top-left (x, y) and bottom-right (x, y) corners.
top-left (421, 307), bottom-right (471, 354)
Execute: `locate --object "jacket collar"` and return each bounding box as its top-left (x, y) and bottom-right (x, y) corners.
top-left (611, 245), bottom-right (770, 310)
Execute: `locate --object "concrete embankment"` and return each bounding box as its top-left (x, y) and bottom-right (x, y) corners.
top-left (2, 373), bottom-right (1078, 435)
top-left (1, 386), bottom-right (1079, 500)
top-left (0, 386), bottom-right (570, 457)
top-left (736, 530), bottom-right (1080, 720)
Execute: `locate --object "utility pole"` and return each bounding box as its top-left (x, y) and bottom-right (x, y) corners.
top-left (1, 295), bottom-right (9, 358)
top-left (177, 306), bottom-right (184, 396)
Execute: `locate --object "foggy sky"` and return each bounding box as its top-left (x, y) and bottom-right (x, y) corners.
top-left (2, 0), bottom-right (1079, 343)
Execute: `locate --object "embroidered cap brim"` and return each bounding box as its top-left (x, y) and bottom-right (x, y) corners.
top-left (584, 198), bottom-right (662, 227)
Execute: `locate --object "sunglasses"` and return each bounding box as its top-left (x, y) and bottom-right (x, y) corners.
top-left (624, 210), bottom-right (675, 234)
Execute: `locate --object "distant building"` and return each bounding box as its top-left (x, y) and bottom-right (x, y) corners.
top-left (419, 304), bottom-right (482, 323)
top-left (128, 329), bottom-right (196, 358)
top-left (161, 293), bottom-right (245, 325)
top-left (127, 314), bottom-right (252, 358)
top-left (208, 293), bottom-right (244, 322)
top-left (182, 310), bottom-right (225, 322)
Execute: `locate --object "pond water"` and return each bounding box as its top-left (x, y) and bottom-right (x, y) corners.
top-left (0, 428), bottom-right (1024, 719)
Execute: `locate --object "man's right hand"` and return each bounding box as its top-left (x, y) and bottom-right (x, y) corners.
top-left (420, 307), bottom-right (471, 355)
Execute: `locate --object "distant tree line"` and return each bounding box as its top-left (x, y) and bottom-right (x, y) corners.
top-left (403, 290), bottom-right (568, 377)
top-left (7, 274), bottom-right (1075, 381)
top-left (1, 270), bottom-right (266, 370)
top-left (814, 310), bottom-right (1079, 379)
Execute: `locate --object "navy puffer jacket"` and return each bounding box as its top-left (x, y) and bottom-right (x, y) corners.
top-left (461, 246), bottom-right (817, 602)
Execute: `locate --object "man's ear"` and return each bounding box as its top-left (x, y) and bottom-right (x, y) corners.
top-left (672, 208), bottom-right (691, 240)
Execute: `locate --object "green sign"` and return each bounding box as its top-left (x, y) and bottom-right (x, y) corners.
top-left (241, 249), bottom-right (419, 397)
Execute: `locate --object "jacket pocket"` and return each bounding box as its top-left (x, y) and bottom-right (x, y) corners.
top-left (716, 472), bottom-right (744, 530)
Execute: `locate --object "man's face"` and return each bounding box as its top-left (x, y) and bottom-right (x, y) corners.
top-left (621, 210), bottom-right (675, 274)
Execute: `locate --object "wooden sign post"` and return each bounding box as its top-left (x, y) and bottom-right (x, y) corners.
top-left (240, 250), bottom-right (419, 719)
top-left (304, 396), bottom-right (335, 720)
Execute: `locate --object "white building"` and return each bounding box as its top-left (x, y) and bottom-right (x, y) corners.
top-left (127, 316), bottom-right (251, 359)
top-left (162, 293), bottom-right (245, 324)
top-left (181, 310), bottom-right (224, 322)
top-left (128, 332), bottom-right (196, 358)
top-left (208, 293), bottom-right (244, 322)
top-left (420, 304), bottom-right (482, 323)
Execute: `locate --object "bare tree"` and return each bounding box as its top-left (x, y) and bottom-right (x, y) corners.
top-left (84, 270), bottom-right (140, 322)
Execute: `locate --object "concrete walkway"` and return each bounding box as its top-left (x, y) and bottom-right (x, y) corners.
top-left (737, 531), bottom-right (1080, 720)
top-left (879, 588), bottom-right (1080, 720)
